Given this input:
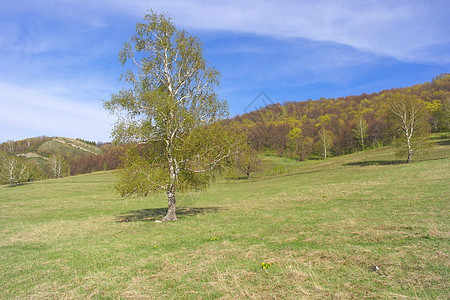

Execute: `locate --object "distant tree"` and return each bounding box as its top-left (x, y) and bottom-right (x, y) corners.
top-left (316, 115), bottom-right (334, 159)
top-left (287, 127), bottom-right (313, 161)
top-left (353, 114), bottom-right (368, 150)
top-left (47, 153), bottom-right (67, 178)
top-left (104, 11), bottom-right (242, 221)
top-left (388, 93), bottom-right (431, 163)
top-left (235, 147), bottom-right (261, 179)
top-left (5, 140), bottom-right (14, 153)
top-left (1, 156), bottom-right (28, 187)
top-left (427, 99), bottom-right (450, 132)
top-left (317, 128), bottom-right (334, 159)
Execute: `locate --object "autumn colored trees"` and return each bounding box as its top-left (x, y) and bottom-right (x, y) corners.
top-left (229, 74), bottom-right (449, 161)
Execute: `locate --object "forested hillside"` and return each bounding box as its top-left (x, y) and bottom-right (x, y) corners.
top-left (0, 137), bottom-right (125, 186)
top-left (1, 74), bottom-right (449, 186)
top-left (228, 74), bottom-right (450, 159)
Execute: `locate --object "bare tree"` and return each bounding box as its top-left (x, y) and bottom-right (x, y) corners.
top-left (235, 147), bottom-right (261, 179)
top-left (1, 157), bottom-right (28, 187)
top-left (48, 154), bottom-right (66, 178)
top-left (318, 128), bottom-right (333, 159)
top-left (353, 115), bottom-right (368, 150)
top-left (389, 93), bottom-right (431, 163)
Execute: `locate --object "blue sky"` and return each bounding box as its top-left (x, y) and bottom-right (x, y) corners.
top-left (1, 0), bottom-right (449, 143)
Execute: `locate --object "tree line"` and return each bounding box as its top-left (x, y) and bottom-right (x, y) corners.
top-left (0, 141), bottom-right (126, 186)
top-left (226, 74), bottom-right (449, 161)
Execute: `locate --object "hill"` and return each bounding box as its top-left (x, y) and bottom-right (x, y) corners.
top-left (1, 134), bottom-right (448, 298)
top-left (228, 73), bottom-right (450, 158)
top-left (1, 136), bottom-right (102, 158)
top-left (0, 137), bottom-right (123, 184)
top-left (36, 137), bottom-right (102, 156)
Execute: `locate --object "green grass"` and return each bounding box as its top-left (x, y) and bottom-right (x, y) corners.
top-left (1, 137), bottom-right (449, 299)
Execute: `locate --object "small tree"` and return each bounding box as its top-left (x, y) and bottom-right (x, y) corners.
top-left (287, 127), bottom-right (313, 161)
top-left (47, 153), bottom-right (67, 178)
top-left (353, 114), bottom-right (368, 150)
top-left (1, 156), bottom-right (28, 187)
top-left (388, 93), bottom-right (431, 163)
top-left (235, 147), bottom-right (261, 179)
top-left (317, 128), bottom-right (334, 159)
top-left (104, 11), bottom-right (242, 221)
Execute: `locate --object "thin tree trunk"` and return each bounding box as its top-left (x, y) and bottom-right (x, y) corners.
top-left (359, 118), bottom-right (365, 150)
top-left (163, 189), bottom-right (177, 221)
top-left (406, 150), bottom-right (413, 164)
top-left (406, 135), bottom-right (413, 164)
top-left (246, 172), bottom-right (250, 180)
top-left (163, 157), bottom-right (178, 221)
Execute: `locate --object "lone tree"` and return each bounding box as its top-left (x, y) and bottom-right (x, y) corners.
top-left (235, 147), bottom-right (261, 179)
top-left (104, 11), bottom-right (242, 221)
top-left (388, 93), bottom-right (431, 163)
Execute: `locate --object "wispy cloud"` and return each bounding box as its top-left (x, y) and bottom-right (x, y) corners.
top-left (0, 82), bottom-right (112, 142)
top-left (105, 0), bottom-right (450, 64)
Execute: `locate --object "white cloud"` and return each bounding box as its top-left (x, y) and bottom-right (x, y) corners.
top-left (3, 0), bottom-right (448, 63)
top-left (0, 82), bottom-right (112, 142)
top-left (103, 0), bottom-right (450, 64)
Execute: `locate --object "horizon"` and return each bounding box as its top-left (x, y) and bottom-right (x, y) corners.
top-left (1, 0), bottom-right (449, 143)
top-left (0, 74), bottom-right (445, 145)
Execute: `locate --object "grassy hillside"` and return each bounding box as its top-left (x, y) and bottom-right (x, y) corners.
top-left (36, 137), bottom-right (102, 156)
top-left (0, 136), bottom-right (448, 298)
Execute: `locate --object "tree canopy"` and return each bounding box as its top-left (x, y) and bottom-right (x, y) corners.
top-left (227, 74), bottom-right (450, 159)
top-left (104, 11), bottom-right (243, 221)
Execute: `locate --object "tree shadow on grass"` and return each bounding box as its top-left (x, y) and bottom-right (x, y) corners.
top-left (343, 160), bottom-right (405, 167)
top-left (116, 207), bottom-right (225, 222)
top-left (437, 139), bottom-right (450, 146)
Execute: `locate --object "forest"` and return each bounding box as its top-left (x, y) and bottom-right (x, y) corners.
top-left (227, 73), bottom-right (449, 159)
top-left (1, 73), bottom-right (449, 186)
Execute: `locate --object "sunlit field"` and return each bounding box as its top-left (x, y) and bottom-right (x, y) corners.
top-left (1, 135), bottom-right (449, 299)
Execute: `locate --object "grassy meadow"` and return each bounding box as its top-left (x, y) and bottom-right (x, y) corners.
top-left (1, 136), bottom-right (449, 299)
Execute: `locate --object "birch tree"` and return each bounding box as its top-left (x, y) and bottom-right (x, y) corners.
top-left (389, 93), bottom-right (431, 163)
top-left (48, 154), bottom-right (66, 178)
top-left (104, 11), bottom-right (242, 221)
top-left (1, 157), bottom-right (28, 187)
top-left (318, 128), bottom-right (334, 159)
top-left (353, 114), bottom-right (368, 150)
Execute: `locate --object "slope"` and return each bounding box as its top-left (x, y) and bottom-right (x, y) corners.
top-left (36, 137), bottom-right (102, 156)
top-left (0, 134), bottom-right (448, 298)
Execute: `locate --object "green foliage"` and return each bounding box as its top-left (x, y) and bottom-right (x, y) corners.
top-left (317, 128), bottom-right (334, 159)
top-left (353, 114), bottom-right (368, 150)
top-left (388, 93), bottom-right (432, 163)
top-left (115, 145), bottom-right (167, 196)
top-left (104, 11), bottom-right (243, 219)
top-left (230, 74), bottom-right (450, 159)
top-left (287, 127), bottom-right (313, 161)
